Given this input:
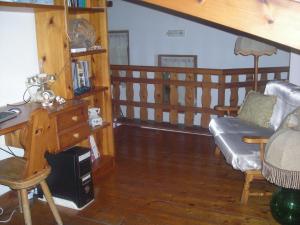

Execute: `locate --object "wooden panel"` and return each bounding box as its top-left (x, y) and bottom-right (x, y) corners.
top-left (35, 9), bottom-right (72, 99)
top-left (112, 70), bottom-right (121, 119)
top-left (169, 73), bottom-right (178, 125)
top-left (154, 72), bottom-right (163, 122)
top-left (140, 71), bottom-right (148, 121)
top-left (230, 75), bottom-right (239, 107)
top-left (218, 74), bottom-right (225, 106)
top-left (184, 73), bottom-right (195, 127)
top-left (201, 74), bottom-right (211, 128)
top-left (126, 70), bottom-right (134, 119)
top-left (142, 0), bottom-right (300, 50)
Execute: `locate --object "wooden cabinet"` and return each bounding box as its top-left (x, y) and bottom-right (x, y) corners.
top-left (0, 0), bottom-right (115, 176)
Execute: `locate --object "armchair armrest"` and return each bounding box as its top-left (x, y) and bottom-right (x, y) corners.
top-left (214, 105), bottom-right (239, 116)
top-left (242, 136), bottom-right (269, 144)
top-left (242, 136), bottom-right (270, 161)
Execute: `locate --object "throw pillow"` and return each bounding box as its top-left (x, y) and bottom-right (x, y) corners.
top-left (238, 91), bottom-right (277, 128)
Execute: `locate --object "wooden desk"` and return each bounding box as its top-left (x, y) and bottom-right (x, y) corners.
top-left (1, 100), bottom-right (89, 153)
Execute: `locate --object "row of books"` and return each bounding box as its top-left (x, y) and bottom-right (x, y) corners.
top-left (68, 0), bottom-right (91, 7)
top-left (71, 60), bottom-right (91, 96)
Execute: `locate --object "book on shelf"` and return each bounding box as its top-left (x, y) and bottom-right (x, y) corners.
top-left (71, 60), bottom-right (91, 96)
top-left (68, 0), bottom-right (91, 7)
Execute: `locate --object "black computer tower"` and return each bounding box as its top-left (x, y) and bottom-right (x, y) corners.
top-left (39, 146), bottom-right (94, 209)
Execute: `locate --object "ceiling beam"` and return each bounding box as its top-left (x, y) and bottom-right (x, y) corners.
top-left (140, 0), bottom-right (300, 51)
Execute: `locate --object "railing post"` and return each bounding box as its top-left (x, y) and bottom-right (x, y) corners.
top-left (112, 70), bottom-right (121, 119)
top-left (154, 72), bottom-right (163, 123)
top-left (126, 70), bottom-right (134, 119)
top-left (201, 74), bottom-right (211, 128)
top-left (140, 71), bottom-right (148, 121)
top-left (185, 73), bottom-right (195, 127)
top-left (170, 72), bottom-right (178, 125)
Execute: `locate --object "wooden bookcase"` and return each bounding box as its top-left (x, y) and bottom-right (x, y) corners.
top-left (0, 0), bottom-right (115, 177)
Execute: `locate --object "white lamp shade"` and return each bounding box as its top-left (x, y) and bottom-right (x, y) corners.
top-left (235, 36), bottom-right (277, 56)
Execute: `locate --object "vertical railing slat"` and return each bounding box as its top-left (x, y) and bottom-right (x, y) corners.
top-left (185, 73), bottom-right (195, 126)
top-left (275, 72), bottom-right (281, 80)
top-left (154, 72), bottom-right (163, 122)
top-left (126, 70), bottom-right (134, 119)
top-left (112, 70), bottom-right (120, 119)
top-left (140, 71), bottom-right (148, 121)
top-left (230, 75), bottom-right (239, 107)
top-left (218, 74), bottom-right (225, 106)
top-left (170, 72), bottom-right (178, 125)
top-left (260, 72), bottom-right (268, 93)
top-left (201, 74), bottom-right (211, 128)
top-left (245, 73), bottom-right (253, 95)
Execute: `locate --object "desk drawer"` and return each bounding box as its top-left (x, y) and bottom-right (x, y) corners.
top-left (57, 107), bottom-right (87, 131)
top-left (59, 124), bottom-right (90, 150)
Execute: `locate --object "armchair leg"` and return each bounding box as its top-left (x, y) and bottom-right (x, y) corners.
top-left (40, 180), bottom-right (63, 225)
top-left (214, 146), bottom-right (221, 157)
top-left (241, 172), bottom-right (253, 204)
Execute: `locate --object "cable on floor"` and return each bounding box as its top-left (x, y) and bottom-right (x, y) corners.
top-left (0, 207), bottom-right (17, 223)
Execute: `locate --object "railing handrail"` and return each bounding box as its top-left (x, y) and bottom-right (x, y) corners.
top-left (111, 64), bottom-right (289, 75)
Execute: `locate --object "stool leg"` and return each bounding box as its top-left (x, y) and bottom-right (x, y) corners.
top-left (17, 190), bottom-right (23, 213)
top-left (20, 189), bottom-right (32, 225)
top-left (40, 180), bottom-right (63, 225)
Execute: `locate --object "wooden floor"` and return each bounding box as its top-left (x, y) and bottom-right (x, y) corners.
top-left (0, 126), bottom-right (278, 225)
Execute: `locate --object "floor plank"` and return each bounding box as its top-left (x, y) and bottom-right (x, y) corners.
top-left (0, 126), bottom-right (278, 225)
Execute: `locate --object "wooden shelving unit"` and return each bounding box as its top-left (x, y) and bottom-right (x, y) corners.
top-left (0, 0), bottom-right (115, 177)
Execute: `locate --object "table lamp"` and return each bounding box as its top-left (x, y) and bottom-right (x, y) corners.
top-left (235, 36), bottom-right (277, 91)
top-left (262, 112), bottom-right (300, 225)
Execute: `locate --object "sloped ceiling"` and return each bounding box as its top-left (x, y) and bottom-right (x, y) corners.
top-left (135, 0), bottom-right (300, 51)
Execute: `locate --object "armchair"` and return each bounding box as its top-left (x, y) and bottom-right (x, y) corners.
top-left (209, 81), bottom-right (300, 204)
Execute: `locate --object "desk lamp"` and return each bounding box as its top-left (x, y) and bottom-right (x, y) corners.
top-left (262, 113), bottom-right (300, 225)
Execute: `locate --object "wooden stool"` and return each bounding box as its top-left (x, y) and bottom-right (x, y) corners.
top-left (0, 109), bottom-right (63, 225)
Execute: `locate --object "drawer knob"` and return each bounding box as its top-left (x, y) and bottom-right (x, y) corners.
top-left (73, 133), bottom-right (80, 138)
top-left (72, 116), bottom-right (78, 121)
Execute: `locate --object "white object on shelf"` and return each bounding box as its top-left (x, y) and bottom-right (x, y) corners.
top-left (89, 135), bottom-right (100, 161)
top-left (70, 48), bottom-right (87, 53)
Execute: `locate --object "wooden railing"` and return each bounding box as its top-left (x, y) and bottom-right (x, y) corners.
top-left (111, 65), bottom-right (289, 128)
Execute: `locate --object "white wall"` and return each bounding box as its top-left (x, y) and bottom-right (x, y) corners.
top-left (0, 10), bottom-right (39, 195)
top-left (289, 53), bottom-right (300, 85)
top-left (108, 0), bottom-right (290, 68)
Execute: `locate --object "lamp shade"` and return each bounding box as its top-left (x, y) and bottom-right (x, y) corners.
top-left (262, 108), bottom-right (300, 189)
top-left (235, 36), bottom-right (277, 56)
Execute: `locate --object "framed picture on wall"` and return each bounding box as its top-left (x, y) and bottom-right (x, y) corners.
top-left (158, 54), bottom-right (197, 105)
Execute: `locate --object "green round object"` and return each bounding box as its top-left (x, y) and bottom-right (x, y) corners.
top-left (270, 188), bottom-right (300, 225)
